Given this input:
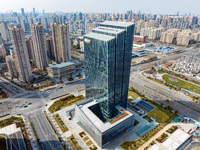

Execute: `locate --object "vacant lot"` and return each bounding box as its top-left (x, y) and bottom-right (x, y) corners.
top-left (163, 74), bottom-right (200, 94)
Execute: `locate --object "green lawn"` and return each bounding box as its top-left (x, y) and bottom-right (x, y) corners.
top-left (0, 136), bottom-right (7, 150)
top-left (147, 108), bottom-right (169, 123)
top-left (162, 74), bottom-right (200, 94)
top-left (128, 91), bottom-right (140, 100)
top-left (146, 100), bottom-right (176, 123)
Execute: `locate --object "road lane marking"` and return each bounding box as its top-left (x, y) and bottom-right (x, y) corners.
top-left (35, 114), bottom-right (55, 150)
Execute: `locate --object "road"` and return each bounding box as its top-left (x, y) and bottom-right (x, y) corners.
top-left (130, 72), bottom-right (200, 121)
top-left (0, 79), bottom-right (85, 116)
top-left (29, 111), bottom-right (63, 150)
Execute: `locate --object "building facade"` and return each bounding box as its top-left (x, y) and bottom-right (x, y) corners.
top-left (45, 36), bottom-right (55, 60)
top-left (0, 22), bottom-right (11, 42)
top-left (9, 26), bottom-right (33, 82)
top-left (5, 55), bottom-right (18, 77)
top-left (47, 62), bottom-right (75, 78)
top-left (31, 23), bottom-right (48, 70)
top-left (76, 21), bottom-right (135, 148)
top-left (52, 23), bottom-right (71, 63)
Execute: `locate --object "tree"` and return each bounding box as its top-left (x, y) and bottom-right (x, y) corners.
top-left (165, 99), bottom-right (170, 103)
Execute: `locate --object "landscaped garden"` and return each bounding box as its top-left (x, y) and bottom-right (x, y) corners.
top-left (67, 134), bottom-right (83, 150)
top-left (0, 116), bottom-right (23, 128)
top-left (54, 114), bottom-right (68, 133)
top-left (48, 94), bottom-right (84, 113)
top-left (120, 87), bottom-right (177, 150)
top-left (109, 110), bottom-right (128, 124)
top-left (163, 74), bottom-right (200, 94)
top-left (156, 133), bottom-right (168, 143)
top-left (166, 125), bottom-right (178, 134)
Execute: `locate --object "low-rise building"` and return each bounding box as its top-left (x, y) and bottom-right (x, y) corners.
top-left (47, 61), bottom-right (76, 78)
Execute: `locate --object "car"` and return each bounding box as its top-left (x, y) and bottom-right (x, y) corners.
top-left (15, 105), bottom-right (19, 108)
top-left (60, 87), bottom-right (63, 89)
top-left (25, 101), bottom-right (28, 103)
top-left (28, 102), bottom-right (32, 105)
top-left (24, 105), bottom-right (28, 108)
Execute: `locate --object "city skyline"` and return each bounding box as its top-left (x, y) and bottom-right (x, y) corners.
top-left (0, 0), bottom-right (200, 15)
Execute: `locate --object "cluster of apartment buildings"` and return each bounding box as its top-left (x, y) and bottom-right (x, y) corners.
top-left (173, 53), bottom-right (200, 74)
top-left (160, 29), bottom-right (200, 46)
top-left (5, 22), bottom-right (71, 82)
top-left (140, 27), bottom-right (164, 40)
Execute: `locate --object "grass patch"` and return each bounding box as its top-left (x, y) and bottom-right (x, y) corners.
top-left (128, 88), bottom-right (140, 101)
top-left (163, 74), bottom-right (200, 94)
top-left (49, 95), bottom-right (85, 113)
top-left (146, 100), bottom-right (176, 123)
top-left (54, 114), bottom-right (68, 133)
top-left (146, 108), bottom-right (169, 123)
top-left (0, 117), bottom-right (23, 128)
top-left (0, 136), bottom-right (6, 150)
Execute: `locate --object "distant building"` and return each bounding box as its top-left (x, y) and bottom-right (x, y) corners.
top-left (0, 45), bottom-right (6, 57)
top-left (79, 41), bottom-right (84, 52)
top-left (21, 8), bottom-right (25, 16)
top-left (140, 27), bottom-right (164, 40)
top-left (0, 22), bottom-right (11, 42)
top-left (9, 26), bottom-right (33, 82)
top-left (47, 62), bottom-right (75, 78)
top-left (134, 35), bottom-right (146, 43)
top-left (160, 29), bottom-right (180, 44)
top-left (31, 23), bottom-right (48, 70)
top-left (52, 23), bottom-right (71, 63)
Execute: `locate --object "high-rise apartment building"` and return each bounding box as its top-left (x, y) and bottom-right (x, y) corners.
top-left (0, 22), bottom-right (11, 42)
top-left (26, 37), bottom-right (35, 61)
top-left (75, 21), bottom-right (135, 148)
top-left (9, 26), bottom-right (33, 82)
top-left (31, 23), bottom-right (48, 70)
top-left (5, 55), bottom-right (18, 77)
top-left (45, 36), bottom-right (55, 60)
top-left (52, 23), bottom-right (71, 63)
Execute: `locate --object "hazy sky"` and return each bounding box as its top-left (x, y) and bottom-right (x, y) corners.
top-left (0, 0), bottom-right (200, 15)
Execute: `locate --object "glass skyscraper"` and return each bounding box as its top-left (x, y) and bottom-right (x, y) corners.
top-left (84, 21), bottom-right (134, 120)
